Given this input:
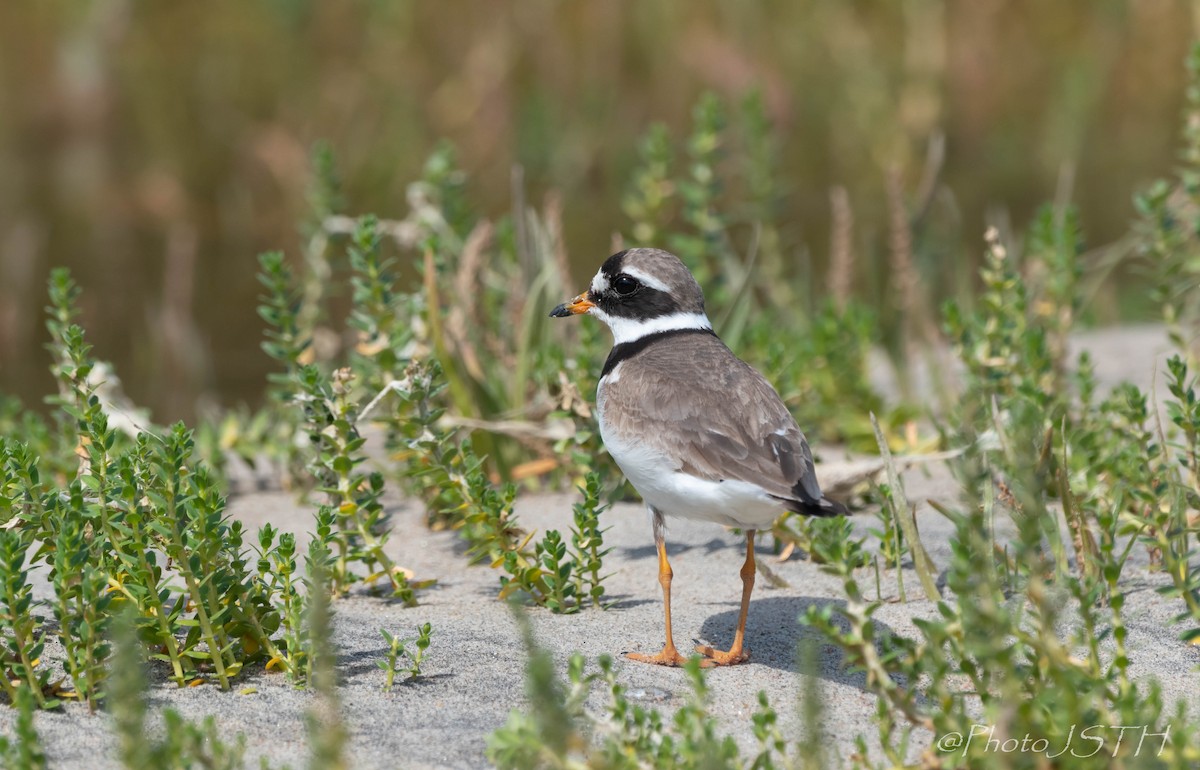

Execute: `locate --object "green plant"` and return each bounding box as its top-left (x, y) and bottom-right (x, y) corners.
top-left (623, 123), bottom-right (675, 248)
top-left (41, 274), bottom-right (242, 693)
top-left (0, 437), bottom-right (52, 537)
top-left (378, 622), bottom-right (433, 690)
top-left (487, 609), bottom-right (790, 769)
top-left (386, 144), bottom-right (599, 480)
top-left (385, 359), bottom-right (473, 530)
top-left (48, 510), bottom-right (113, 709)
top-left (294, 364), bottom-right (416, 602)
top-left (411, 140), bottom-right (473, 250)
top-left (804, 435), bottom-right (1199, 767)
top-left (303, 552), bottom-right (348, 770)
top-left (1166, 354), bottom-right (1200, 495)
top-left (867, 483), bottom-right (907, 575)
top-left (941, 220), bottom-right (1074, 576)
top-left (748, 301), bottom-right (898, 452)
top-left (383, 371), bottom-right (613, 614)
top-left (109, 612), bottom-right (292, 770)
top-left (736, 90), bottom-right (792, 312)
top-left (106, 436), bottom-right (188, 687)
top-left (153, 425), bottom-right (244, 690)
top-left (569, 472), bottom-right (612, 609)
top-left (808, 516), bottom-right (870, 574)
top-left (0, 686), bottom-right (48, 770)
top-left (0, 400), bottom-right (69, 492)
top-left (0, 528), bottom-right (51, 708)
top-left (345, 215), bottom-right (422, 444)
top-left (671, 92), bottom-right (735, 292)
top-left (531, 530), bottom-right (577, 613)
top-left (104, 541), bottom-right (341, 768)
top-left (255, 523), bottom-right (312, 683)
top-left (358, 355), bottom-right (607, 614)
top-left (495, 473), bottom-right (615, 614)
top-left (257, 250), bottom-right (312, 404)
top-left (773, 511), bottom-right (870, 573)
top-left (797, 190), bottom-right (1200, 765)
top-left (795, 638), bottom-right (828, 770)
top-left (244, 247), bottom-right (320, 487)
top-left (0, 268), bottom-right (382, 707)
top-left (1025, 204), bottom-right (1084, 383)
top-left (1135, 45), bottom-right (1200, 353)
top-left (457, 453), bottom-right (525, 562)
top-left (1152, 356), bottom-right (1200, 642)
top-left (943, 225), bottom-right (1057, 421)
top-left (870, 413), bottom-right (939, 603)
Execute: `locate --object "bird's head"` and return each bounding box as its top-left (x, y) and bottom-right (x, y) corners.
top-left (549, 248), bottom-right (710, 344)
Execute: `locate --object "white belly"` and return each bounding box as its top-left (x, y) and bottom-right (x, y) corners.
top-left (598, 380), bottom-right (782, 529)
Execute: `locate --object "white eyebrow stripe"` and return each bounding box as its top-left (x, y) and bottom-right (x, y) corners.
top-left (620, 266), bottom-right (671, 293)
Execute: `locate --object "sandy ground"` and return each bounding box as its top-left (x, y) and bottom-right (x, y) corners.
top-left (3, 325), bottom-right (1199, 768)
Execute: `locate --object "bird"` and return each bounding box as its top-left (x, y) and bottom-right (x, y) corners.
top-left (550, 247), bottom-right (847, 667)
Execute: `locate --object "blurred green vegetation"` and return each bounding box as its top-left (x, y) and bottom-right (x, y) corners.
top-left (1, 1), bottom-right (1198, 421)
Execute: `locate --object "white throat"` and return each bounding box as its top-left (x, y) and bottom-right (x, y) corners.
top-left (590, 308), bottom-right (713, 345)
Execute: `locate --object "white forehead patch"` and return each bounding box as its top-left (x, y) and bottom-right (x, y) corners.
top-left (590, 269), bottom-right (610, 294)
top-left (620, 266), bottom-right (672, 293)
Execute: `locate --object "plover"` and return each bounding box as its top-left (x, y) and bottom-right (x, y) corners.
top-left (550, 248), bottom-right (846, 666)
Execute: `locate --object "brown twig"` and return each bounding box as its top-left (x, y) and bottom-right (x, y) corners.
top-left (827, 185), bottom-right (855, 309)
top-left (446, 221), bottom-right (492, 383)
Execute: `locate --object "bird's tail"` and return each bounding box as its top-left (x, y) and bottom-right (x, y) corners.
top-left (776, 494), bottom-right (848, 517)
top-left (805, 496), bottom-right (848, 517)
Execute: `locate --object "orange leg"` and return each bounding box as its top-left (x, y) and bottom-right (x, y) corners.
top-left (625, 535), bottom-right (690, 667)
top-left (696, 530), bottom-right (755, 665)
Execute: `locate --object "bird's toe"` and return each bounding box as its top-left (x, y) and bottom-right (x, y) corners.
top-left (694, 643), bottom-right (750, 666)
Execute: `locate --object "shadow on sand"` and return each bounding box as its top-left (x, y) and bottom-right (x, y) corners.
top-left (694, 595), bottom-right (904, 696)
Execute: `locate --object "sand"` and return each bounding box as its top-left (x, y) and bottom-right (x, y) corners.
top-left (2, 325), bottom-right (1198, 768)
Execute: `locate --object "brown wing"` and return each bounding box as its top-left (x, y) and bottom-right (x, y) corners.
top-left (602, 333), bottom-right (829, 510)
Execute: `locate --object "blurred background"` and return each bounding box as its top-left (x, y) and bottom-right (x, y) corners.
top-left (1, 0), bottom-right (1198, 423)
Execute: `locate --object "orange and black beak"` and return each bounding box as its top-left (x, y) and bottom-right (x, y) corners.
top-left (549, 291), bottom-right (595, 318)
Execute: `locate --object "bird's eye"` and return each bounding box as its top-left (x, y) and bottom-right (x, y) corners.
top-left (613, 274), bottom-right (639, 295)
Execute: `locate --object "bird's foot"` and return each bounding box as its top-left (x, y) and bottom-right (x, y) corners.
top-left (623, 645), bottom-right (694, 667)
top-left (694, 643), bottom-right (750, 666)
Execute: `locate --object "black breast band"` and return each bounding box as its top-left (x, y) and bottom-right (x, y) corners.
top-left (600, 327), bottom-right (717, 378)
